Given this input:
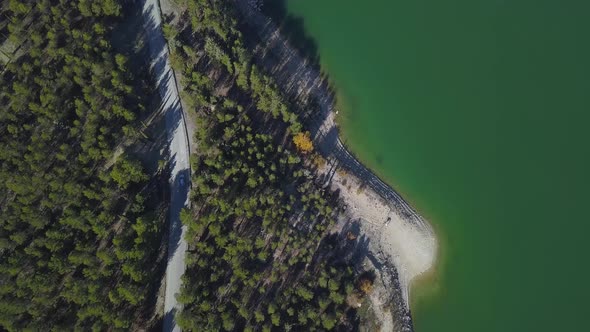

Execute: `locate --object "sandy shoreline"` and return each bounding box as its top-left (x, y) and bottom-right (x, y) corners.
top-left (319, 157), bottom-right (437, 305)
top-left (235, 1), bottom-right (438, 327)
top-left (315, 112), bottom-right (438, 307)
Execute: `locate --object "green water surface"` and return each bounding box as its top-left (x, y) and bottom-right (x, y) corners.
top-left (284, 0), bottom-right (590, 331)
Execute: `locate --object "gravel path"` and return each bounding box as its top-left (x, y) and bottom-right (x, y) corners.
top-left (140, 1), bottom-right (191, 331)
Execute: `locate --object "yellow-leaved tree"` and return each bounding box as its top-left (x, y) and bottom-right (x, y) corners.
top-left (293, 132), bottom-right (313, 153)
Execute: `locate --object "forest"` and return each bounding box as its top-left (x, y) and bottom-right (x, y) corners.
top-left (0, 0), bottom-right (166, 330)
top-left (0, 0), bottom-right (374, 330)
top-left (165, 0), bottom-right (373, 330)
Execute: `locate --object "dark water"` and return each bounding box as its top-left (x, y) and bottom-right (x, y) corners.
top-left (284, 0), bottom-right (590, 331)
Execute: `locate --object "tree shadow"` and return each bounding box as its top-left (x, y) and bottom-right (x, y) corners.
top-left (236, 0), bottom-right (332, 101)
top-left (162, 308), bottom-right (177, 332)
top-left (317, 125), bottom-right (428, 227)
top-left (167, 165), bottom-right (190, 258)
top-left (260, 0), bottom-right (320, 67)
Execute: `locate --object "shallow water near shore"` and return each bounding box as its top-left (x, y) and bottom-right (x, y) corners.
top-left (282, 0), bottom-right (590, 331)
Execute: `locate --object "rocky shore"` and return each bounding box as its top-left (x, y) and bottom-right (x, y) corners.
top-left (235, 1), bottom-right (438, 330)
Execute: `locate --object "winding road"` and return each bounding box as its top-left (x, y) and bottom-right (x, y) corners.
top-left (140, 1), bottom-right (190, 331)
